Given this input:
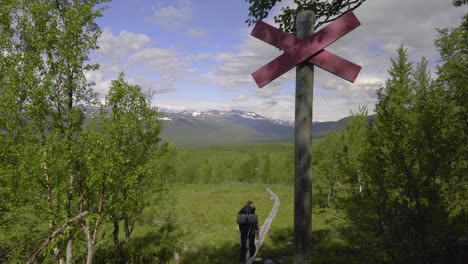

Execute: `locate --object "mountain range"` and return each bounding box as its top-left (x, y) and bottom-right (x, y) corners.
top-left (158, 110), bottom-right (349, 146)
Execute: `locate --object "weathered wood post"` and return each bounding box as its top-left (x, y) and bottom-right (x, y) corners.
top-left (294, 10), bottom-right (315, 263)
top-left (249, 9), bottom-right (362, 264)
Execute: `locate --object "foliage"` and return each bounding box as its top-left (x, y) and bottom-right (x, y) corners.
top-left (0, 1), bottom-right (172, 263)
top-left (172, 143), bottom-right (297, 185)
top-left (453, 0), bottom-right (468, 6)
top-left (79, 73), bottom-right (172, 263)
top-left (313, 106), bottom-right (369, 209)
top-left (244, 0), bottom-right (367, 33)
top-left (1, 0), bottom-right (466, 263)
top-left (1, 0), bottom-right (108, 262)
top-left (315, 46), bottom-right (467, 263)
top-left (435, 11), bottom-right (467, 173)
top-left (83, 72), bottom-right (164, 226)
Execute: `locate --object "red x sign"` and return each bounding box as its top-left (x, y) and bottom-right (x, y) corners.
top-left (251, 11), bottom-right (362, 88)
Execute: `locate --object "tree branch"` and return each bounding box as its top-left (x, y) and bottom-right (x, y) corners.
top-left (316, 0), bottom-right (366, 29)
top-left (26, 211), bottom-right (89, 264)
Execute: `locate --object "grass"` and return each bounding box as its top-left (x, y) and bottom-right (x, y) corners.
top-left (1, 140), bottom-right (357, 263)
top-left (128, 183), bottom-right (353, 263)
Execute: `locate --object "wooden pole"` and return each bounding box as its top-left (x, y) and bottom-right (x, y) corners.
top-left (294, 10), bottom-right (315, 264)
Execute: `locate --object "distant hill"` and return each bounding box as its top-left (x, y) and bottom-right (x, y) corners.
top-left (82, 107), bottom-right (363, 146)
top-left (158, 110), bottom-right (353, 146)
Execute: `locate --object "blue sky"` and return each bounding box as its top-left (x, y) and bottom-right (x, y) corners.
top-left (86, 0), bottom-right (467, 121)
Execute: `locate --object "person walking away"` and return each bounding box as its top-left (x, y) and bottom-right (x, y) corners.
top-left (237, 200), bottom-right (259, 264)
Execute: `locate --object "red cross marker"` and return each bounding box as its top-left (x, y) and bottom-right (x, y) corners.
top-left (251, 11), bottom-right (362, 88)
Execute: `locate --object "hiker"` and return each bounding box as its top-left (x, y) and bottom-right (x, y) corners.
top-left (237, 200), bottom-right (259, 264)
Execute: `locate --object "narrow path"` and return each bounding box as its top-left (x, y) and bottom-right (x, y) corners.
top-left (246, 188), bottom-right (280, 264)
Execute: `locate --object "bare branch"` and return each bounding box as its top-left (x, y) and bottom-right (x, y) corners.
top-left (26, 211), bottom-right (89, 264)
top-left (246, 0), bottom-right (366, 33)
top-left (316, 0), bottom-right (366, 29)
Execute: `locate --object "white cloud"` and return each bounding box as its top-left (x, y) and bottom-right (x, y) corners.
top-left (94, 28), bottom-right (203, 95)
top-left (186, 28), bottom-right (208, 38)
top-left (89, 0), bottom-right (465, 121)
top-left (85, 69), bottom-right (176, 102)
top-left (156, 101), bottom-right (232, 113)
top-left (91, 28), bottom-right (217, 99)
top-left (199, 71), bottom-right (215, 80)
top-left (185, 68), bottom-right (200, 74)
top-left (232, 94), bottom-right (249, 102)
top-left (98, 28), bottom-right (152, 58)
top-left (185, 53), bottom-right (212, 62)
top-left (85, 69), bottom-right (113, 99)
top-left (210, 0), bottom-right (466, 121)
top-left (130, 47), bottom-right (187, 80)
top-left (149, 0), bottom-right (192, 28)
top-left (128, 76), bottom-right (174, 95)
top-left (156, 90), bottom-right (365, 122)
top-left (213, 36), bottom-right (292, 94)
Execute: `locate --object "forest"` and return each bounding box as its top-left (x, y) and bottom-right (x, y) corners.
top-left (0, 0), bottom-right (466, 263)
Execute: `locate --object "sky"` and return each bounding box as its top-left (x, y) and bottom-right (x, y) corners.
top-left (87, 0), bottom-right (467, 121)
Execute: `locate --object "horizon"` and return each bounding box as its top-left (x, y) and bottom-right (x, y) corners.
top-left (86, 0), bottom-right (466, 122)
top-left (157, 108), bottom-right (349, 123)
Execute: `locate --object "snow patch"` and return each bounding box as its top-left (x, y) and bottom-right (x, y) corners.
top-left (239, 113), bottom-right (266, 120)
top-left (272, 118), bottom-right (294, 126)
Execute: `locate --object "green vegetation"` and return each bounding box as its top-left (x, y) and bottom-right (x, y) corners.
top-left (0, 1), bottom-right (170, 263)
top-left (161, 119), bottom-right (262, 146)
top-left (172, 142), bottom-right (297, 184)
top-left (0, 0), bottom-right (466, 263)
top-left (314, 47), bottom-right (467, 263)
top-left (160, 118), bottom-right (291, 147)
top-left (164, 183), bottom-right (356, 264)
top-left (85, 183), bottom-right (349, 264)
top-left (244, 0), bottom-right (367, 33)
top-left (158, 114), bottom-right (345, 147)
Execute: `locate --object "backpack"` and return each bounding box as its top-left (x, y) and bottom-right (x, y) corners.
top-left (237, 212), bottom-right (258, 225)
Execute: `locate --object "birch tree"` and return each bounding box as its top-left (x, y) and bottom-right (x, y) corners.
top-left (0, 0), bottom-right (108, 262)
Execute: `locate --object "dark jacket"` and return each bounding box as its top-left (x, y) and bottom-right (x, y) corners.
top-left (238, 204), bottom-right (259, 233)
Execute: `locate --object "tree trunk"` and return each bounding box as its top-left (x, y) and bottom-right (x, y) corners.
top-left (82, 223), bottom-right (94, 264)
top-left (124, 215), bottom-right (131, 243)
top-left (42, 148), bottom-right (55, 231)
top-left (65, 154), bottom-right (75, 264)
top-left (53, 247), bottom-right (64, 264)
top-left (81, 186), bottom-right (104, 264)
top-left (66, 234), bottom-right (73, 264)
top-left (86, 239), bottom-right (93, 264)
top-left (113, 218), bottom-right (126, 264)
top-left (65, 71), bottom-right (76, 264)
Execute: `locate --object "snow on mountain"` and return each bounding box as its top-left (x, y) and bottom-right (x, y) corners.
top-left (272, 118), bottom-right (295, 126)
top-left (165, 109), bottom-right (285, 124)
top-left (157, 108), bottom-right (355, 146)
top-left (153, 109), bottom-right (330, 127)
top-left (229, 110), bottom-right (266, 119)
